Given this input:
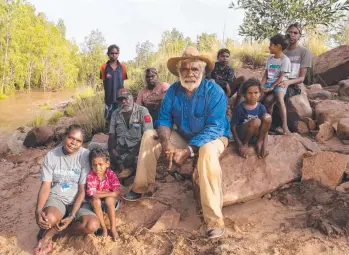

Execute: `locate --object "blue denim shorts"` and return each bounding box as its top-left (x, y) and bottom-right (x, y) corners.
top-left (264, 83), bottom-right (287, 95)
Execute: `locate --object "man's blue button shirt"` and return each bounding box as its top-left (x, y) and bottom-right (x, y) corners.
top-left (155, 79), bottom-right (231, 147)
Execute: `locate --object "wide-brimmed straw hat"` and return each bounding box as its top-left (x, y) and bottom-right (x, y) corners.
top-left (167, 47), bottom-right (214, 77)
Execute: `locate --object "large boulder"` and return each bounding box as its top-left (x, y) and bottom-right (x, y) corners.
top-left (338, 80), bottom-right (349, 98)
top-left (23, 126), bottom-right (55, 147)
top-left (315, 100), bottom-right (349, 125)
top-left (313, 45), bottom-right (349, 86)
top-left (315, 122), bottom-right (335, 143)
top-left (305, 84), bottom-right (332, 100)
top-left (88, 133), bottom-right (109, 150)
top-left (318, 137), bottom-right (349, 155)
top-left (0, 136), bottom-right (10, 156)
top-left (116, 199), bottom-right (169, 233)
top-left (302, 151), bottom-right (349, 188)
top-left (149, 208), bottom-right (181, 233)
top-left (286, 93), bottom-right (313, 131)
top-left (193, 134), bottom-right (307, 206)
top-left (337, 118), bottom-right (349, 141)
top-left (307, 90), bottom-right (332, 100)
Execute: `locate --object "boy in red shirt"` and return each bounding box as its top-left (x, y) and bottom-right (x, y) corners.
top-left (87, 148), bottom-right (120, 241)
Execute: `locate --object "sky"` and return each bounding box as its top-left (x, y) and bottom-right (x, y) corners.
top-left (27, 0), bottom-right (245, 61)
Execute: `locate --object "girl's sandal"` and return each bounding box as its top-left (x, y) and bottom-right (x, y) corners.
top-left (34, 240), bottom-right (53, 255)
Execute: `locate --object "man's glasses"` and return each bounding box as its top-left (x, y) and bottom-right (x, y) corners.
top-left (109, 52), bottom-right (119, 55)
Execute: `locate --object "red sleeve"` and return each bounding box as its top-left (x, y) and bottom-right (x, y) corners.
top-left (100, 64), bottom-right (106, 81)
top-left (108, 170), bottom-right (121, 192)
top-left (86, 173), bottom-right (97, 196)
top-left (121, 63), bottom-right (128, 81)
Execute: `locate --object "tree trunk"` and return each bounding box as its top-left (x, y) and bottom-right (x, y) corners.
top-left (1, 10), bottom-right (11, 95)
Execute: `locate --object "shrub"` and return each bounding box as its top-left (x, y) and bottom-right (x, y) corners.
top-left (30, 112), bottom-right (47, 127)
top-left (304, 31), bottom-right (329, 56)
top-left (227, 40), bottom-right (268, 69)
top-left (49, 111), bottom-right (65, 124)
top-left (40, 103), bottom-right (51, 111)
top-left (73, 92), bottom-right (106, 141)
top-left (64, 103), bottom-right (75, 117)
top-left (76, 86), bottom-right (96, 100)
top-left (0, 94), bottom-right (8, 100)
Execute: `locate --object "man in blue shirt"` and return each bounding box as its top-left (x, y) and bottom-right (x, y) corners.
top-left (123, 47), bottom-right (231, 239)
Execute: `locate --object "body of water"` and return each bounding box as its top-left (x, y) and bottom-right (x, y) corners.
top-left (0, 89), bottom-right (75, 134)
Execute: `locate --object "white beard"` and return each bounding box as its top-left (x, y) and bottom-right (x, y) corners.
top-left (179, 73), bottom-right (203, 92)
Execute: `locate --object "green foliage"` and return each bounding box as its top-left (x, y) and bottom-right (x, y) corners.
top-left (49, 110), bottom-right (64, 124)
top-left (30, 112), bottom-right (46, 127)
top-left (64, 103), bottom-right (75, 117)
top-left (72, 93), bottom-right (106, 141)
top-left (230, 0), bottom-right (349, 40)
top-left (125, 28), bottom-right (195, 94)
top-left (226, 39), bottom-right (269, 68)
top-left (78, 30), bottom-right (106, 86)
top-left (40, 103), bottom-right (51, 111)
top-left (304, 29), bottom-right (329, 56)
top-left (75, 86), bottom-right (96, 100)
top-left (0, 0), bottom-right (81, 95)
top-left (125, 29), bottom-right (268, 95)
top-left (0, 93), bottom-right (7, 100)
top-left (334, 19), bottom-right (349, 45)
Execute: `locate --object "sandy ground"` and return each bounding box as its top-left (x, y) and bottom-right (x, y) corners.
top-left (1, 145), bottom-right (349, 255)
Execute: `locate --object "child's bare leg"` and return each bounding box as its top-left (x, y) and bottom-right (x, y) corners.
top-left (263, 93), bottom-right (276, 114)
top-left (35, 207), bottom-right (62, 254)
top-left (275, 91), bottom-right (290, 135)
top-left (243, 119), bottom-right (261, 143)
top-left (256, 114), bottom-right (272, 158)
top-left (104, 197), bottom-right (118, 241)
top-left (90, 197), bottom-right (107, 237)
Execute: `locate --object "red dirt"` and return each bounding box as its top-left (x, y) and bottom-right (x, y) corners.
top-left (1, 146), bottom-right (349, 255)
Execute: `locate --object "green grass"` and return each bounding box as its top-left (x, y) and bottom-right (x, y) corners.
top-left (30, 112), bottom-right (47, 127)
top-left (0, 93), bottom-right (8, 100)
top-left (73, 93), bottom-right (106, 141)
top-left (40, 103), bottom-right (51, 111)
top-left (49, 111), bottom-right (65, 124)
top-left (76, 86), bottom-right (96, 100)
top-left (64, 103), bottom-right (75, 117)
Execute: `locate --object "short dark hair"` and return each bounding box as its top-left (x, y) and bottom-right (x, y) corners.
top-left (107, 44), bottom-right (120, 54)
top-left (287, 22), bottom-right (302, 35)
top-left (270, 33), bottom-right (289, 51)
top-left (241, 78), bottom-right (262, 95)
top-left (89, 147), bottom-right (110, 165)
top-left (217, 48), bottom-right (230, 59)
top-left (65, 124), bottom-right (85, 141)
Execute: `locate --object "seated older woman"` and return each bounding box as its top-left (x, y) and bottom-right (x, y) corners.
top-left (34, 124), bottom-right (99, 255)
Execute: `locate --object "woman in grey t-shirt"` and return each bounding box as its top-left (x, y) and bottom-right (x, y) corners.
top-left (34, 124), bottom-right (99, 255)
top-left (279, 23), bottom-right (312, 89)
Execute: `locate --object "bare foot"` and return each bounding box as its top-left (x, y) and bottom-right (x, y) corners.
top-left (256, 141), bottom-right (263, 158)
top-left (283, 127), bottom-right (291, 135)
top-left (102, 227), bottom-right (108, 237)
top-left (238, 144), bottom-right (248, 158)
top-left (110, 228), bottom-right (118, 242)
top-left (34, 239), bottom-right (53, 255)
top-left (261, 142), bottom-right (269, 158)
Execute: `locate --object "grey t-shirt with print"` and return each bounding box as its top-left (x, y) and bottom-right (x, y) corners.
top-left (284, 46), bottom-right (312, 79)
top-left (266, 54), bottom-right (292, 84)
top-left (41, 146), bottom-right (90, 205)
